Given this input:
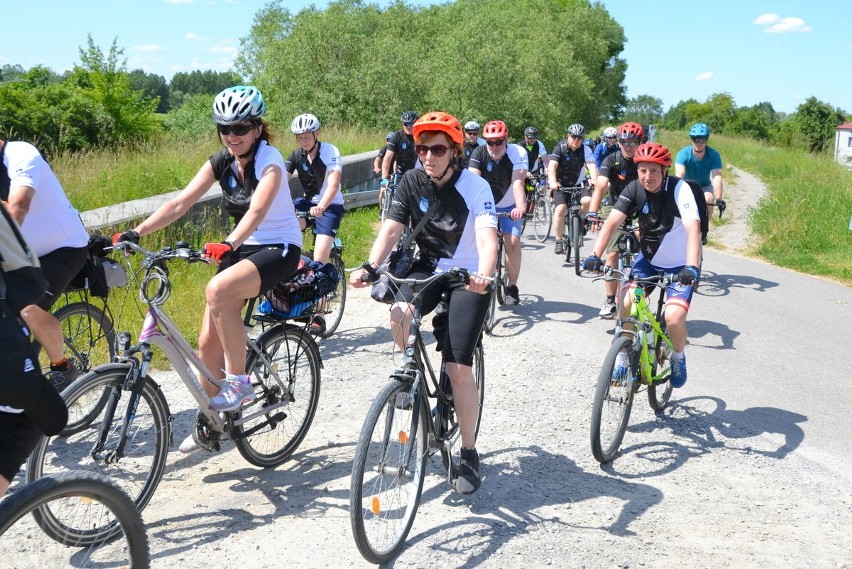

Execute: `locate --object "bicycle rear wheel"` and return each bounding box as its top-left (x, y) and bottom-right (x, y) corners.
top-left (590, 335), bottom-right (636, 463)
top-left (26, 365), bottom-right (171, 529)
top-left (0, 471), bottom-right (149, 567)
top-left (236, 325), bottom-right (321, 467)
top-left (318, 250), bottom-right (346, 338)
top-left (438, 342), bottom-right (485, 475)
top-left (350, 379), bottom-right (428, 564)
top-left (36, 301), bottom-right (117, 375)
top-left (533, 197), bottom-right (551, 242)
top-left (648, 333), bottom-right (674, 412)
top-left (571, 214), bottom-right (583, 275)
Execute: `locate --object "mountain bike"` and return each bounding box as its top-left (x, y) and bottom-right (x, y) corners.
top-left (379, 172), bottom-right (402, 224)
top-left (590, 267), bottom-right (677, 464)
top-left (296, 211), bottom-right (347, 337)
top-left (26, 241), bottom-right (322, 515)
top-left (350, 266), bottom-right (486, 564)
top-left (0, 470), bottom-right (149, 567)
top-left (556, 183), bottom-right (588, 275)
top-left (522, 166), bottom-right (547, 238)
top-left (531, 171), bottom-right (552, 243)
top-left (483, 212), bottom-right (510, 334)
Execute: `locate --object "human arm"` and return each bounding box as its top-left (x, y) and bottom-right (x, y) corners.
top-left (311, 165), bottom-right (342, 218)
top-left (223, 163), bottom-right (283, 248)
top-left (710, 169), bottom-right (723, 201)
top-left (589, 174), bottom-right (610, 213)
top-left (583, 207), bottom-right (626, 271)
top-left (381, 148), bottom-right (396, 180)
top-left (547, 158), bottom-right (559, 194)
top-left (5, 185), bottom-right (35, 226)
top-left (350, 219), bottom-right (407, 287)
top-left (469, 225), bottom-right (498, 293)
top-left (510, 169), bottom-right (527, 220)
top-left (674, 163), bottom-right (686, 179)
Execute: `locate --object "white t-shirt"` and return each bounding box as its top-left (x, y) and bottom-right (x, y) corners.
top-left (3, 141), bottom-right (88, 256)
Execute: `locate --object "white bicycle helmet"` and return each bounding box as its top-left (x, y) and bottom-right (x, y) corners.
top-left (212, 86), bottom-right (266, 125)
top-left (464, 120), bottom-right (481, 131)
top-left (291, 113), bottom-right (321, 135)
top-left (602, 126), bottom-right (617, 138)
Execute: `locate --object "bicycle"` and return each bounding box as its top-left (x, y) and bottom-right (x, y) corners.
top-left (296, 210), bottom-right (347, 338)
top-left (521, 164), bottom-right (547, 237)
top-left (483, 211), bottom-right (511, 334)
top-left (350, 266), bottom-right (486, 564)
top-left (530, 170), bottom-right (552, 243)
top-left (589, 267), bottom-right (677, 464)
top-left (0, 470), bottom-right (149, 567)
top-left (556, 183), bottom-right (589, 275)
top-left (379, 172), bottom-right (402, 224)
top-left (26, 240), bottom-right (322, 515)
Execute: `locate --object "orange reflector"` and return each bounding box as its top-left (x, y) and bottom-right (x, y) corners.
top-left (371, 496), bottom-right (381, 515)
top-left (399, 431), bottom-right (408, 445)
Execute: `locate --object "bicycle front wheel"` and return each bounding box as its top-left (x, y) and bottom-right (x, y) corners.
top-left (36, 301), bottom-right (117, 374)
top-left (350, 379), bottom-right (428, 564)
top-left (483, 286), bottom-right (497, 335)
top-left (26, 365), bottom-right (171, 532)
top-left (318, 251), bottom-right (346, 338)
top-left (571, 214), bottom-right (583, 275)
top-left (590, 335), bottom-right (636, 463)
top-left (495, 260), bottom-right (507, 306)
top-left (0, 471), bottom-right (149, 567)
top-left (533, 197), bottom-right (552, 242)
top-left (648, 334), bottom-right (674, 412)
top-left (438, 342), bottom-right (485, 475)
top-left (237, 325), bottom-right (321, 467)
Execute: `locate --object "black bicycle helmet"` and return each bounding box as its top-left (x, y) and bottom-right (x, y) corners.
top-left (401, 111), bottom-right (419, 123)
top-left (524, 126), bottom-right (539, 138)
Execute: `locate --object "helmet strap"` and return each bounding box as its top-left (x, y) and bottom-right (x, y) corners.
top-left (430, 162), bottom-right (455, 187)
top-left (238, 138), bottom-right (260, 160)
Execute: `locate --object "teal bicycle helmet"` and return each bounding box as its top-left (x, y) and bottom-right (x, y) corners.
top-left (689, 123), bottom-right (710, 138)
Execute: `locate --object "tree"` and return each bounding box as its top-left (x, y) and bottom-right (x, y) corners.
top-left (729, 102), bottom-right (777, 141)
top-left (791, 96), bottom-right (846, 153)
top-left (662, 98), bottom-right (697, 130)
top-left (622, 94), bottom-right (663, 127)
top-left (169, 70), bottom-right (243, 97)
top-left (129, 69), bottom-right (169, 113)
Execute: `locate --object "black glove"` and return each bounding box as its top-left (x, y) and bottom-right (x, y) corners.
top-left (583, 253), bottom-right (603, 272)
top-left (678, 265), bottom-right (700, 286)
top-left (112, 230), bottom-right (140, 246)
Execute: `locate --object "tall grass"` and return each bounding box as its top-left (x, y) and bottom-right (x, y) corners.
top-left (659, 131), bottom-right (852, 284)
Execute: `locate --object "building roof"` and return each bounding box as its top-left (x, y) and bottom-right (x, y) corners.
top-left (836, 122), bottom-right (852, 131)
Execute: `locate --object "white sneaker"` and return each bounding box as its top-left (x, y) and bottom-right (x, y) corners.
top-left (599, 299), bottom-right (617, 319)
top-left (178, 434), bottom-right (199, 454)
top-left (209, 373), bottom-right (256, 412)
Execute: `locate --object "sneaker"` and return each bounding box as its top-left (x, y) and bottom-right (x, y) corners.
top-left (599, 299), bottom-right (617, 319)
top-left (209, 373), bottom-right (256, 412)
top-left (309, 315), bottom-right (327, 336)
top-left (47, 361), bottom-right (79, 393)
top-left (178, 434), bottom-right (199, 454)
top-left (506, 285), bottom-right (520, 305)
top-left (554, 241), bottom-right (564, 255)
top-left (612, 352), bottom-right (629, 384)
top-left (454, 447), bottom-right (481, 495)
top-left (670, 355), bottom-right (688, 388)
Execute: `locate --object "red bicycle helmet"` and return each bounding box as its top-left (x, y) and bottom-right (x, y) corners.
top-left (617, 122), bottom-right (644, 141)
top-left (634, 142), bottom-right (672, 167)
top-left (482, 120), bottom-right (509, 141)
top-left (412, 111), bottom-right (464, 146)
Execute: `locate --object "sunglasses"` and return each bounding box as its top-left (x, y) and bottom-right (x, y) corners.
top-left (415, 143), bottom-right (449, 157)
top-left (620, 140), bottom-right (639, 148)
top-left (465, 130), bottom-right (479, 135)
top-left (691, 137), bottom-right (707, 144)
top-left (486, 139), bottom-right (506, 146)
top-left (402, 122), bottom-right (415, 127)
top-left (568, 134), bottom-right (584, 140)
top-left (217, 123), bottom-right (255, 136)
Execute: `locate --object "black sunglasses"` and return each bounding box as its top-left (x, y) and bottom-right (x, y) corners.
top-left (217, 123), bottom-right (256, 136)
top-left (415, 144), bottom-right (449, 157)
top-left (486, 139), bottom-right (506, 146)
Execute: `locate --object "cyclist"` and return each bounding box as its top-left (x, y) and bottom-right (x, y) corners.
top-left (285, 113), bottom-right (344, 336)
top-left (588, 122), bottom-right (644, 318)
top-left (516, 126), bottom-right (549, 175)
top-left (461, 120), bottom-right (485, 169)
top-left (381, 110), bottom-right (419, 186)
top-left (468, 120), bottom-right (527, 305)
top-left (1, 138), bottom-right (90, 392)
top-left (113, 86), bottom-right (303, 448)
top-left (350, 111), bottom-right (497, 495)
top-left (372, 132), bottom-right (394, 175)
top-left (674, 122), bottom-right (724, 220)
top-left (547, 123), bottom-right (598, 254)
top-left (583, 142), bottom-right (702, 388)
top-left (593, 126), bottom-right (618, 169)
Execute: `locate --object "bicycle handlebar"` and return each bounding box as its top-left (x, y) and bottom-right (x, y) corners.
top-left (113, 241), bottom-right (209, 265)
top-left (360, 263), bottom-right (492, 287)
top-left (709, 198), bottom-right (727, 218)
top-left (591, 266), bottom-right (678, 287)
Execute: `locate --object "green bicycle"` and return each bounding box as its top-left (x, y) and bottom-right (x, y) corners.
top-left (590, 267), bottom-right (677, 464)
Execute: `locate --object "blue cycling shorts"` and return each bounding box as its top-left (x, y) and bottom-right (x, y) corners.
top-left (630, 256), bottom-right (695, 312)
top-left (497, 206), bottom-right (523, 238)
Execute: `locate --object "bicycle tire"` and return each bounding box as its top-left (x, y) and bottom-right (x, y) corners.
top-left (318, 251), bottom-right (346, 338)
top-left (495, 259), bottom-right (507, 306)
top-left (533, 197), bottom-right (551, 242)
top-left (648, 333), bottom-right (674, 412)
top-left (483, 286), bottom-right (497, 334)
top-left (350, 379), bottom-right (428, 564)
top-left (26, 364), bottom-right (171, 519)
top-left (590, 335), bottom-right (636, 463)
top-left (380, 188), bottom-right (393, 224)
top-left (236, 325), bottom-right (321, 467)
top-left (0, 471), bottom-right (149, 567)
top-left (438, 342), bottom-right (485, 475)
top-left (571, 214), bottom-right (583, 275)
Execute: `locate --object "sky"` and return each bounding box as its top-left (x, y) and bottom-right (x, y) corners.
top-left (3, 1), bottom-right (850, 115)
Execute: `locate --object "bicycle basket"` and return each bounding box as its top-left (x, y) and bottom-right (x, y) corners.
top-left (260, 258), bottom-right (339, 318)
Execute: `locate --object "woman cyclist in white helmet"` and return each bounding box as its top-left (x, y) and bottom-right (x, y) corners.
top-left (285, 113), bottom-right (345, 335)
top-left (113, 86), bottom-right (303, 450)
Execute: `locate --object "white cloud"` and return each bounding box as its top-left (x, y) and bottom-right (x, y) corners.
top-left (695, 72), bottom-right (716, 81)
top-left (754, 13), bottom-right (812, 33)
top-left (164, 0), bottom-right (193, 4)
top-left (185, 32), bottom-right (208, 41)
top-left (130, 44), bottom-right (164, 52)
top-left (209, 43), bottom-right (238, 56)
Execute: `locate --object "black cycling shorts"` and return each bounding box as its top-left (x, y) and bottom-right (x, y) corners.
top-left (552, 187), bottom-right (591, 207)
top-left (0, 411), bottom-right (41, 482)
top-left (216, 243), bottom-right (302, 295)
top-left (36, 246), bottom-right (89, 310)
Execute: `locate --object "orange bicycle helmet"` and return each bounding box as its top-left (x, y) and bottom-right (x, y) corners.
top-left (634, 142), bottom-right (672, 167)
top-left (617, 122), bottom-right (644, 141)
top-left (412, 111), bottom-right (463, 145)
top-left (482, 120), bottom-right (509, 141)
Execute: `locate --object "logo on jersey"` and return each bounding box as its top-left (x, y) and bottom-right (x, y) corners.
top-left (642, 201), bottom-right (650, 215)
top-left (23, 357), bottom-right (35, 373)
top-left (226, 173), bottom-right (237, 189)
top-left (484, 201), bottom-right (493, 210)
top-left (401, 142), bottom-right (408, 150)
top-left (419, 197), bottom-right (429, 212)
top-left (301, 162), bottom-right (309, 171)
top-left (486, 161), bottom-right (494, 172)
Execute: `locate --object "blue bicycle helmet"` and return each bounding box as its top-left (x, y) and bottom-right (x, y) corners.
top-left (689, 123), bottom-right (710, 138)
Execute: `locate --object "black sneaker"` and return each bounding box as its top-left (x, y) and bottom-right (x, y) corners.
top-left (48, 361), bottom-right (79, 393)
top-left (506, 285), bottom-right (519, 305)
top-left (454, 447), bottom-right (481, 495)
top-left (554, 241), bottom-right (564, 255)
top-left (309, 315), bottom-right (326, 336)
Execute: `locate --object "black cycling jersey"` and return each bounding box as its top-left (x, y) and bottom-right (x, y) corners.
top-left (467, 145), bottom-right (514, 203)
top-left (285, 141), bottom-right (332, 201)
top-left (550, 140), bottom-right (588, 186)
top-left (598, 150), bottom-right (638, 201)
top-left (461, 140), bottom-right (482, 169)
top-left (209, 146), bottom-right (262, 225)
top-left (615, 177), bottom-right (688, 261)
top-left (386, 130), bottom-right (417, 175)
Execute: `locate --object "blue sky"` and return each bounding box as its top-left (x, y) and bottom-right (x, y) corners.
top-left (4, 0), bottom-right (849, 115)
